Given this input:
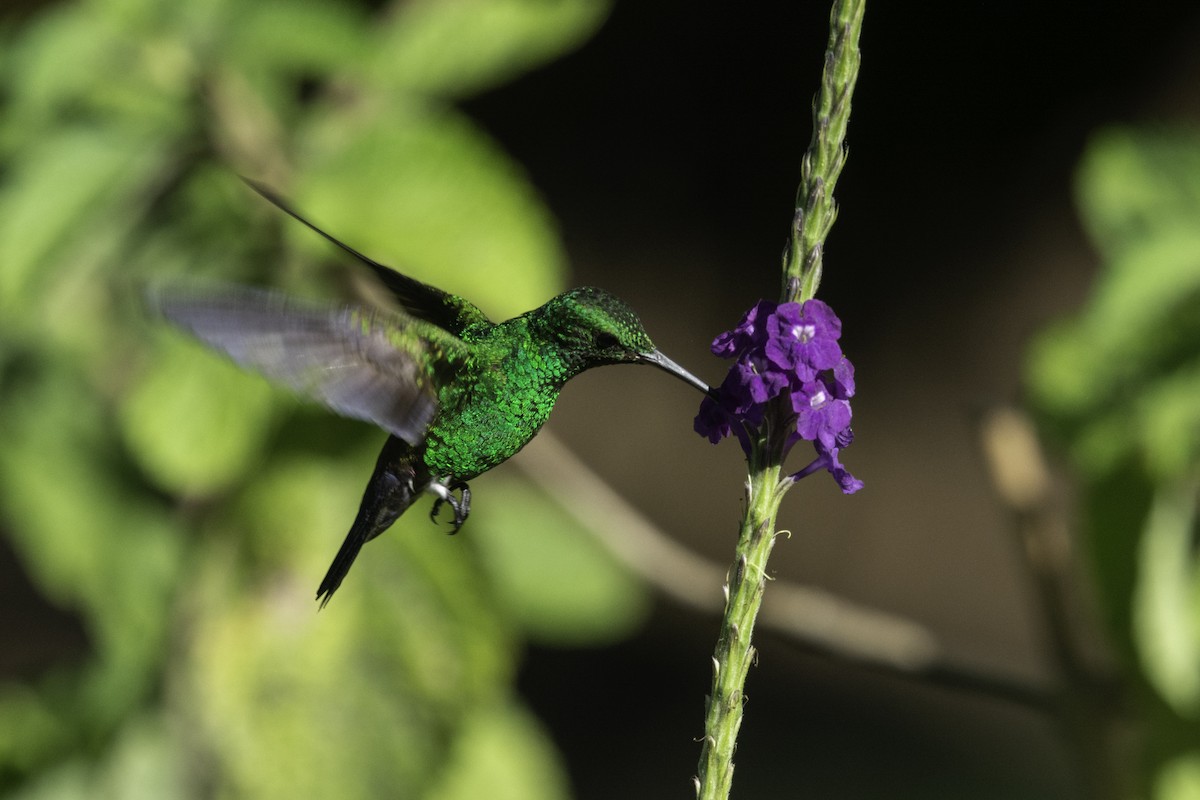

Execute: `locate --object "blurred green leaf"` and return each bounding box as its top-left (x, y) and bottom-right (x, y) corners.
top-left (365, 0), bottom-right (609, 99)
top-left (182, 587), bottom-right (443, 800)
top-left (361, 516), bottom-right (519, 709)
top-left (0, 357), bottom-right (184, 765)
top-left (120, 335), bottom-right (280, 496)
top-left (474, 475), bottom-right (649, 645)
top-left (230, 448), bottom-right (375, 574)
top-left (1077, 128), bottom-right (1200, 261)
top-left (425, 701), bottom-right (572, 800)
top-left (4, 760), bottom-right (91, 800)
top-left (8, 715), bottom-right (187, 800)
top-left (171, 450), bottom-right (528, 798)
top-left (1025, 319), bottom-right (1104, 418)
top-left (221, 0), bottom-right (368, 76)
top-left (1028, 129), bottom-right (1200, 481)
top-left (0, 683), bottom-right (67, 777)
top-left (0, 127), bottom-right (169, 315)
top-left (1133, 482), bottom-right (1200, 717)
top-left (1028, 126), bottom-right (1200, 793)
top-left (1137, 364), bottom-right (1200, 480)
top-left (0, 4), bottom-right (176, 140)
top-left (295, 104), bottom-right (566, 319)
top-left (1156, 754), bottom-right (1200, 800)
top-left (92, 716), bottom-right (185, 800)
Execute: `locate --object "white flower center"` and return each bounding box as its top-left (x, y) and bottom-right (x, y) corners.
top-left (792, 323), bottom-right (815, 343)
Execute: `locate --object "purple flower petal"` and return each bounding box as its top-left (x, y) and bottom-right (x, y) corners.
top-left (735, 357), bottom-right (789, 405)
top-left (792, 380), bottom-right (852, 450)
top-left (694, 395), bottom-right (733, 444)
top-left (825, 451), bottom-right (864, 494)
top-left (831, 357), bottom-right (855, 398)
top-left (790, 438), bottom-right (863, 494)
top-left (834, 426), bottom-right (855, 449)
top-left (711, 299), bottom-right (777, 358)
top-left (801, 299), bottom-right (842, 340)
top-left (764, 301), bottom-right (843, 372)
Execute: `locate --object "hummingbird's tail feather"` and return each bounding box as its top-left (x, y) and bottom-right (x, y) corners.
top-left (317, 437), bottom-right (424, 608)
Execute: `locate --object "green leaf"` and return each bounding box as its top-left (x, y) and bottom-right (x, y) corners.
top-left (0, 358), bottom-right (184, 765)
top-left (426, 701), bottom-right (571, 800)
top-left (0, 1), bottom-right (204, 147)
top-left (1026, 319), bottom-right (1106, 418)
top-left (1156, 754), bottom-right (1200, 800)
top-left (181, 591), bottom-right (441, 800)
top-left (296, 105), bottom-right (567, 319)
top-left (229, 447), bottom-right (376, 574)
top-left (1132, 482), bottom-right (1200, 717)
top-left (4, 760), bottom-right (92, 800)
top-left (0, 6), bottom-right (117, 131)
top-left (180, 456), bottom-right (523, 799)
top-left (360, 515), bottom-right (519, 707)
top-left (365, 0), bottom-right (610, 98)
top-left (0, 685), bottom-right (69, 779)
top-left (1026, 234), bottom-right (1200, 426)
top-left (1077, 129), bottom-right (1200, 260)
top-left (120, 335), bottom-right (279, 496)
top-left (7, 715), bottom-right (187, 800)
top-left (472, 475), bottom-right (650, 645)
top-left (0, 127), bottom-right (169, 316)
top-left (1137, 364), bottom-right (1200, 480)
top-left (220, 0), bottom-right (367, 76)
top-left (1028, 128), bottom-right (1200, 482)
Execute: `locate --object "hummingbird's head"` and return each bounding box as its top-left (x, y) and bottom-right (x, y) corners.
top-left (550, 287), bottom-right (655, 363)
top-left (543, 287), bottom-right (710, 394)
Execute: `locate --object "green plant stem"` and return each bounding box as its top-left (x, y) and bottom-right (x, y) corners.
top-left (696, 454), bottom-right (787, 800)
top-left (784, 0), bottom-right (865, 304)
top-left (697, 2), bottom-right (865, 798)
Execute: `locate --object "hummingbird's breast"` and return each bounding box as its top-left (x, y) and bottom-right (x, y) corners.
top-left (421, 327), bottom-right (572, 481)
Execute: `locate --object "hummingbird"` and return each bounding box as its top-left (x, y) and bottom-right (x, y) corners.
top-left (153, 182), bottom-right (710, 607)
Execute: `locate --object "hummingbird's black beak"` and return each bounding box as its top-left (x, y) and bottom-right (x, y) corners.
top-left (639, 349), bottom-right (711, 395)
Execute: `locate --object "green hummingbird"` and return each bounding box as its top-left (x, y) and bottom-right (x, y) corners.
top-left (153, 183), bottom-right (710, 607)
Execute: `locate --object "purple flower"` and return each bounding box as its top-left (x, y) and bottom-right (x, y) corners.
top-left (763, 300), bottom-right (842, 374)
top-left (735, 356), bottom-right (790, 406)
top-left (792, 378), bottom-right (852, 451)
top-left (830, 356), bottom-right (855, 399)
top-left (792, 438), bottom-right (863, 495)
top-left (694, 388), bottom-right (755, 454)
top-left (694, 395), bottom-right (734, 445)
top-left (695, 296), bottom-right (860, 494)
top-left (711, 300), bottom-right (776, 358)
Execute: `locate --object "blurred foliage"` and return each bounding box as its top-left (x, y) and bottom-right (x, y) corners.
top-left (1027, 128), bottom-right (1200, 798)
top-left (0, 0), bottom-right (647, 797)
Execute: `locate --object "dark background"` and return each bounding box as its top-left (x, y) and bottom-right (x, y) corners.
top-left (461, 3), bottom-right (1200, 798)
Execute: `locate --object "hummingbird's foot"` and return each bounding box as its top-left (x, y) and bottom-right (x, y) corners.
top-left (428, 480), bottom-right (471, 533)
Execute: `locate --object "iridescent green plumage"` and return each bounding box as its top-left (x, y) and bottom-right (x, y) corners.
top-left (154, 184), bottom-right (708, 607)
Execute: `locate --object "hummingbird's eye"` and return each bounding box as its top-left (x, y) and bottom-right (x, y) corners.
top-left (594, 331), bottom-right (620, 350)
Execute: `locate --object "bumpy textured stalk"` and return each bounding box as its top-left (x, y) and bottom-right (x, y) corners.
top-left (696, 451), bottom-right (787, 800)
top-left (783, 0), bottom-right (865, 305)
top-left (697, 1), bottom-right (865, 797)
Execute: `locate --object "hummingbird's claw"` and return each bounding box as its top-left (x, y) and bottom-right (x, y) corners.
top-left (429, 480), bottom-right (471, 533)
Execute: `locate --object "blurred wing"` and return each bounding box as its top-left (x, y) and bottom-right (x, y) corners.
top-left (243, 179), bottom-right (491, 336)
top-left (150, 284), bottom-right (462, 445)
